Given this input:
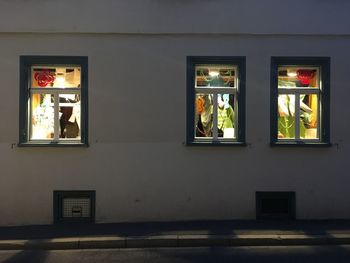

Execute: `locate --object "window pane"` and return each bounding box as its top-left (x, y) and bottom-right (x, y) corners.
top-left (31, 66), bottom-right (81, 88)
top-left (278, 66), bottom-right (319, 89)
top-left (300, 94), bottom-right (319, 139)
top-left (196, 65), bottom-right (235, 87)
top-left (272, 58), bottom-right (329, 144)
top-left (195, 94), bottom-right (213, 138)
top-left (278, 94), bottom-right (295, 139)
top-left (217, 94), bottom-right (235, 138)
top-left (30, 94), bottom-right (54, 140)
top-left (59, 94), bottom-right (81, 139)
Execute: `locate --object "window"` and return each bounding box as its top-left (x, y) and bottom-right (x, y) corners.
top-left (19, 56), bottom-right (88, 146)
top-left (186, 57), bottom-right (245, 145)
top-left (271, 57), bottom-right (330, 145)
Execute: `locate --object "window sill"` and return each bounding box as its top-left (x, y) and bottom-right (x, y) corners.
top-left (186, 141), bottom-right (246, 147)
top-left (270, 141), bottom-right (332, 147)
top-left (18, 141), bottom-right (89, 147)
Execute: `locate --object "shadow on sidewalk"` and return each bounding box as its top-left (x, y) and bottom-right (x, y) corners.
top-left (1, 219), bottom-right (350, 240)
top-left (1, 242), bottom-right (49, 263)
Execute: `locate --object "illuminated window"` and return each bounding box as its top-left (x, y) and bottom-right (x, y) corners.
top-left (187, 57), bottom-right (245, 145)
top-left (271, 57), bottom-right (330, 145)
top-left (19, 56), bottom-right (88, 146)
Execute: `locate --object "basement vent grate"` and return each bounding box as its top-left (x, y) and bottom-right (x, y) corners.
top-left (256, 191), bottom-right (295, 220)
top-left (54, 191), bottom-right (95, 223)
top-left (63, 198), bottom-right (91, 218)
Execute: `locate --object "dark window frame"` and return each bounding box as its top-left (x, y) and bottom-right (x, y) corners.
top-left (270, 57), bottom-right (331, 146)
top-left (19, 56), bottom-right (89, 147)
top-left (186, 56), bottom-right (246, 146)
top-left (53, 190), bottom-right (96, 224)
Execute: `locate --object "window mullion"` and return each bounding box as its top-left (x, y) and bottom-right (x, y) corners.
top-left (212, 94), bottom-right (218, 140)
top-left (295, 94), bottom-right (300, 140)
top-left (278, 88), bottom-right (319, 95)
top-left (31, 88), bottom-right (80, 94)
top-left (28, 90), bottom-right (34, 140)
top-left (195, 88), bottom-right (235, 94)
top-left (318, 93), bottom-right (322, 139)
top-left (234, 92), bottom-right (238, 138)
top-left (54, 92), bottom-right (60, 141)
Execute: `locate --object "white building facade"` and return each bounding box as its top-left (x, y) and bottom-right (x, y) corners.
top-left (0, 0), bottom-right (350, 225)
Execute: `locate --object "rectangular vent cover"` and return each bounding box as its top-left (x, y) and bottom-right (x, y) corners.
top-left (63, 198), bottom-right (91, 218)
top-left (256, 191), bottom-right (295, 220)
top-left (54, 191), bottom-right (95, 223)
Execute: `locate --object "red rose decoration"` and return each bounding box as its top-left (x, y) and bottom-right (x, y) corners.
top-left (297, 70), bottom-right (315, 85)
top-left (34, 70), bottom-right (55, 87)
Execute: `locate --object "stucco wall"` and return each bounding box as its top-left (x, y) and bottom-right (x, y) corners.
top-left (0, 33), bottom-right (349, 225)
top-left (0, 0), bottom-right (349, 35)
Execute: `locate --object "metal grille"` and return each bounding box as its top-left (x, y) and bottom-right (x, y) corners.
top-left (256, 191), bottom-right (295, 220)
top-left (62, 198), bottom-right (91, 218)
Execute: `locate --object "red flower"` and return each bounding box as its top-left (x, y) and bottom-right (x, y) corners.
top-left (34, 70), bottom-right (55, 87)
top-left (297, 70), bottom-right (315, 85)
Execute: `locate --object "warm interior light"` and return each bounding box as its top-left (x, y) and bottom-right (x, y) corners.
top-left (56, 76), bottom-right (65, 88)
top-left (209, 70), bottom-right (220, 77)
top-left (287, 70), bottom-right (297, 77)
top-left (55, 69), bottom-right (65, 88)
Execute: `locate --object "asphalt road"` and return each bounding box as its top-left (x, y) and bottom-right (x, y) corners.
top-left (1, 245), bottom-right (350, 263)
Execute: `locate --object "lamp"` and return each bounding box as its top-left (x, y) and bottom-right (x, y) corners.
top-left (209, 70), bottom-right (220, 77)
top-left (287, 69), bottom-right (297, 77)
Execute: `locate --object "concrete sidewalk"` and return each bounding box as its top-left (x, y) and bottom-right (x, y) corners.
top-left (1, 220), bottom-right (350, 250)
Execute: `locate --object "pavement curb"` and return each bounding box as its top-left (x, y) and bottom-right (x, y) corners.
top-left (1, 234), bottom-right (350, 250)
